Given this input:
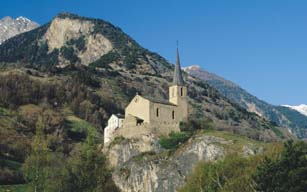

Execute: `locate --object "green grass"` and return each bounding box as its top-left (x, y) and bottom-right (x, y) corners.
top-left (65, 115), bottom-right (97, 133)
top-left (65, 115), bottom-right (101, 142)
top-left (0, 184), bottom-right (30, 192)
top-left (159, 132), bottom-right (192, 150)
top-left (202, 129), bottom-right (264, 154)
top-left (203, 129), bottom-right (261, 143)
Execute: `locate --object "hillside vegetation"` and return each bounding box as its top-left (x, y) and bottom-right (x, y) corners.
top-left (179, 140), bottom-right (307, 192)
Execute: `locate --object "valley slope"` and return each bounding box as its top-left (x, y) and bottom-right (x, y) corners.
top-left (184, 65), bottom-right (307, 138)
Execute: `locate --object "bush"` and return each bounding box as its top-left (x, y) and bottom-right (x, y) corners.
top-left (60, 46), bottom-right (79, 63)
top-left (253, 141), bottom-right (307, 192)
top-left (179, 155), bottom-right (258, 192)
top-left (179, 142), bottom-right (284, 192)
top-left (89, 51), bottom-right (120, 69)
top-left (180, 118), bottom-right (213, 132)
top-left (67, 36), bottom-right (86, 51)
top-left (159, 132), bottom-right (191, 149)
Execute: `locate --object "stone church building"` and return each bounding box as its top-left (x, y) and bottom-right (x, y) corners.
top-left (104, 49), bottom-right (188, 145)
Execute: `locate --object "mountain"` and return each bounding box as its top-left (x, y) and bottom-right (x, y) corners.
top-left (0, 13), bottom-right (292, 190)
top-left (0, 13), bottom-right (287, 140)
top-left (0, 16), bottom-right (39, 45)
top-left (283, 104), bottom-right (307, 117)
top-left (184, 65), bottom-right (307, 138)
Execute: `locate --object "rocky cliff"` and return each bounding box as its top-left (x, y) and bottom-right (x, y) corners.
top-left (44, 17), bottom-right (113, 67)
top-left (105, 131), bottom-right (264, 192)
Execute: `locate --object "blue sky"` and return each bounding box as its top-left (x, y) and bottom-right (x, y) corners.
top-left (1, 0), bottom-right (307, 105)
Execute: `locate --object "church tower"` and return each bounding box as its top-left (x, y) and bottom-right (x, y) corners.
top-left (169, 48), bottom-right (188, 121)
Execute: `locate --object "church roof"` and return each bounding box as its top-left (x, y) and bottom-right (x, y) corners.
top-left (142, 95), bottom-right (176, 106)
top-left (114, 113), bottom-right (124, 118)
top-left (172, 48), bottom-right (185, 86)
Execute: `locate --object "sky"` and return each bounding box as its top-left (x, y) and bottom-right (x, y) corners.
top-left (1, 0), bottom-right (307, 105)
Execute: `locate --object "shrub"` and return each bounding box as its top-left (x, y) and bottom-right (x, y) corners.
top-left (67, 36), bottom-right (86, 51)
top-left (180, 118), bottom-right (213, 132)
top-left (60, 46), bottom-right (79, 63)
top-left (89, 51), bottom-right (120, 69)
top-left (159, 132), bottom-right (191, 149)
top-left (179, 155), bottom-right (257, 192)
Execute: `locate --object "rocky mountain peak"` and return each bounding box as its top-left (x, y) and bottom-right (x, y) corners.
top-left (283, 104), bottom-right (307, 117)
top-left (1, 16), bottom-right (14, 23)
top-left (0, 16), bottom-right (39, 44)
top-left (182, 65), bottom-right (201, 71)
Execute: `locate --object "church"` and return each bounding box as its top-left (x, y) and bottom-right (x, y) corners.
top-left (104, 49), bottom-right (188, 145)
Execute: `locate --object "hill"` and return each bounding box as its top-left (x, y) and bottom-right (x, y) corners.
top-left (184, 65), bottom-right (307, 138)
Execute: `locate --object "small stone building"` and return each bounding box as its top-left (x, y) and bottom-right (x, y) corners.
top-left (104, 49), bottom-right (188, 145)
top-left (104, 114), bottom-right (124, 144)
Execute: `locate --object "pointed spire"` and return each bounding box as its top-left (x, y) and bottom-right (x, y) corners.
top-left (172, 45), bottom-right (184, 85)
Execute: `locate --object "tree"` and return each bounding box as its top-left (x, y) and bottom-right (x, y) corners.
top-left (67, 126), bottom-right (118, 192)
top-left (22, 115), bottom-right (117, 192)
top-left (22, 115), bottom-right (49, 192)
top-left (253, 141), bottom-right (307, 192)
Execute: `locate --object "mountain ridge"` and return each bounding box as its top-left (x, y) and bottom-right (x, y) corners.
top-left (283, 104), bottom-right (307, 117)
top-left (184, 65), bottom-right (307, 138)
top-left (0, 16), bottom-right (38, 44)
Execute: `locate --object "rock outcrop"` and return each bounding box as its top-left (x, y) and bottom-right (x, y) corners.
top-left (44, 17), bottom-right (113, 67)
top-left (105, 133), bottom-right (261, 192)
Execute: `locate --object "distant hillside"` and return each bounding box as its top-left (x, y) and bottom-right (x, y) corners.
top-left (0, 16), bottom-right (38, 44)
top-left (184, 65), bottom-right (307, 138)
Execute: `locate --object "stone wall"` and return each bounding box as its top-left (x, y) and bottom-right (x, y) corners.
top-left (113, 123), bottom-right (180, 140)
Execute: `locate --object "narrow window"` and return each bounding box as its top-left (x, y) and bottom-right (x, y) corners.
top-left (172, 110), bottom-right (175, 120)
top-left (156, 108), bottom-right (159, 117)
top-left (181, 87), bottom-right (183, 96)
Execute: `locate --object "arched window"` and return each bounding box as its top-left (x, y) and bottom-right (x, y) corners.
top-left (181, 87), bottom-right (183, 96)
top-left (172, 110), bottom-right (175, 120)
top-left (156, 108), bottom-right (159, 117)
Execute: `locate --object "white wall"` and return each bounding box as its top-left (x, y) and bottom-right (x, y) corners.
top-left (104, 115), bottom-right (124, 144)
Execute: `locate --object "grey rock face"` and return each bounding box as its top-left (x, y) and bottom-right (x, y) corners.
top-left (0, 16), bottom-right (39, 44)
top-left (109, 135), bottom-right (227, 192)
top-left (104, 134), bottom-right (163, 168)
